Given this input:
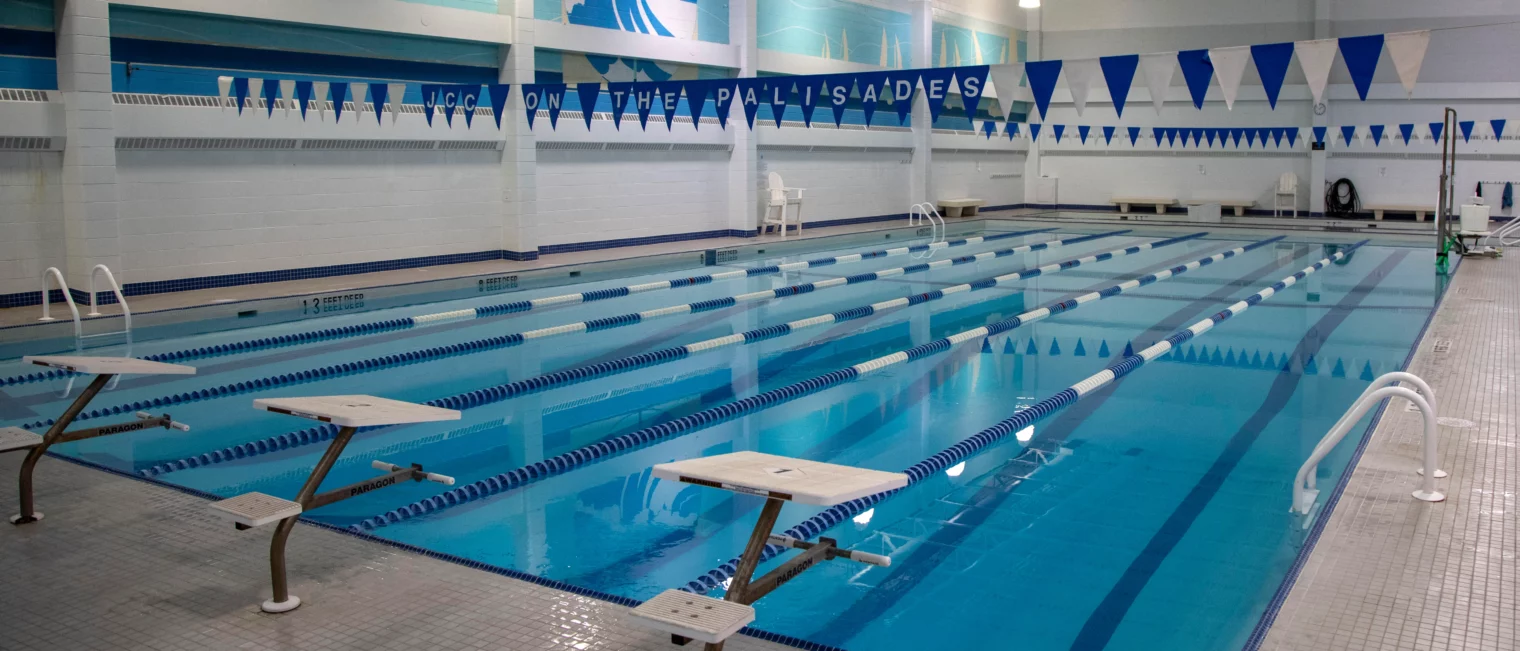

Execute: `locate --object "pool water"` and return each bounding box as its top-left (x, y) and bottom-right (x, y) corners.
top-left (0, 223), bottom-right (1444, 651)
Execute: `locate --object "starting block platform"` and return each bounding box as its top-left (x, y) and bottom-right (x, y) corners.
top-left (210, 492), bottom-right (303, 528)
top-left (630, 590), bottom-right (756, 645)
top-left (0, 427), bottom-right (43, 453)
top-left (23, 355), bottom-right (196, 376)
top-left (652, 451), bottom-right (907, 506)
top-left (253, 395), bottom-right (460, 427)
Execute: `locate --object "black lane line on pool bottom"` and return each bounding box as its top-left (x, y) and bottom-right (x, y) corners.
top-left (1068, 248), bottom-right (1409, 651)
top-left (806, 245), bottom-right (1321, 649)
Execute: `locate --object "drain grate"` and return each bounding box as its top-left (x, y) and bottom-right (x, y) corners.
top-left (1432, 339), bottom-right (1452, 353)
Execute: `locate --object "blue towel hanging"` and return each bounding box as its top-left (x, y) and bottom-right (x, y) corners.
top-left (1504, 182), bottom-right (1514, 210)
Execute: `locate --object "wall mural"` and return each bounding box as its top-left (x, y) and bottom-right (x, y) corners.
top-left (536, 0), bottom-right (732, 44)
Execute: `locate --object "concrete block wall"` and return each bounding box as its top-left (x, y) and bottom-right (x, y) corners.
top-left (758, 149), bottom-right (915, 223)
top-left (0, 152), bottom-right (64, 296)
top-left (536, 148), bottom-right (731, 247)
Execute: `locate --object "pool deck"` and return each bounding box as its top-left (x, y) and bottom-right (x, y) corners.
top-left (1259, 251), bottom-right (1517, 651)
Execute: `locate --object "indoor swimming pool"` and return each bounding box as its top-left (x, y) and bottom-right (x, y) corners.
top-left (0, 222), bottom-right (1445, 651)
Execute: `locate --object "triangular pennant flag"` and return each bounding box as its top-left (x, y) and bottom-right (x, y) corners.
top-left (736, 78), bottom-right (764, 130)
top-left (1369, 124), bottom-right (1385, 146)
top-left (1208, 46), bottom-right (1250, 110)
top-left (1024, 60), bottom-right (1062, 120)
top-left (1385, 31), bottom-right (1430, 98)
top-left (683, 80), bottom-right (710, 129)
top-left (1271, 127), bottom-right (1285, 147)
top-left (1338, 34), bottom-right (1384, 101)
top-left (1177, 49), bottom-right (1214, 109)
top-left (1126, 126), bottom-right (1141, 145)
top-left (767, 78), bottom-right (794, 128)
top-left (987, 64), bottom-right (1022, 120)
top-left (279, 80), bottom-right (295, 117)
top-left (954, 65), bottom-right (989, 118)
top-left (440, 84), bottom-right (458, 127)
top-left (886, 71), bottom-right (915, 125)
top-left (1459, 120), bottom-right (1475, 143)
top-left (1287, 127), bottom-right (1300, 147)
top-left (247, 78), bottom-right (264, 116)
top-left (232, 77), bottom-right (250, 115)
top-left (421, 84), bottom-right (440, 126)
top-left (711, 80), bottom-right (736, 130)
top-left (1399, 123), bottom-right (1415, 145)
top-left (1102, 125), bottom-right (1116, 145)
top-left (312, 81), bottom-right (329, 121)
top-left (1078, 125), bottom-right (1091, 144)
top-left (1295, 39), bottom-right (1337, 106)
top-left (217, 76), bottom-right (233, 111)
top-left (1028, 123), bottom-right (1042, 141)
top-left (522, 84), bottom-right (544, 129)
top-left (1246, 129), bottom-right (1258, 147)
top-left (1139, 53), bottom-right (1177, 115)
top-left (1491, 119), bottom-right (1507, 141)
top-left (1205, 128), bottom-right (1217, 147)
top-left (544, 83), bottom-right (568, 130)
top-left (1231, 128), bottom-right (1244, 147)
top-left (1166, 128), bottom-right (1178, 147)
top-left (632, 83), bottom-right (656, 131)
top-left (1099, 54), bottom-right (1139, 118)
top-left (261, 78), bottom-right (280, 118)
top-left (1313, 126), bottom-right (1327, 146)
top-left (1152, 127), bottom-right (1166, 146)
top-left (294, 81), bottom-right (313, 120)
top-left (1006, 122), bottom-right (1020, 141)
top-left (1341, 125), bottom-right (1358, 146)
top-left (350, 82), bottom-right (368, 121)
top-left (1191, 128), bottom-right (1203, 147)
top-left (1429, 122), bottom-right (1444, 143)
top-left (1052, 124), bottom-right (1066, 143)
top-left (458, 85), bottom-right (481, 128)
top-left (791, 76), bottom-right (820, 127)
top-left (605, 82), bottom-right (632, 130)
top-left (576, 82), bottom-right (602, 130)
top-left (826, 75), bottom-right (853, 127)
top-left (329, 81), bottom-right (348, 123)
top-left (981, 120), bottom-right (997, 139)
top-left (1063, 58), bottom-right (1100, 116)
top-left (488, 84), bottom-right (510, 129)
top-left (1251, 42), bottom-right (1295, 110)
top-left (854, 72), bottom-right (887, 126)
top-left (659, 84), bottom-right (681, 130)
top-left (369, 83), bottom-right (388, 126)
top-left (388, 83), bottom-right (406, 124)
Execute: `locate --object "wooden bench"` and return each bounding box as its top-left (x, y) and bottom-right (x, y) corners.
top-left (938, 198), bottom-right (986, 218)
top-left (1366, 204), bottom-right (1435, 222)
top-left (1185, 199), bottom-right (1255, 217)
top-left (1111, 197), bottom-right (1178, 214)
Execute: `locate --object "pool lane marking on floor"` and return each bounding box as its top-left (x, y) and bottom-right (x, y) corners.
top-left (1067, 248), bottom-right (1408, 651)
top-left (348, 234), bottom-right (1270, 532)
top-left (562, 241), bottom-right (1257, 586)
top-left (680, 241), bottom-right (1369, 601)
top-left (0, 228), bottom-right (1059, 389)
top-left (802, 245), bottom-right (1326, 647)
top-left (135, 232), bottom-right (1169, 478)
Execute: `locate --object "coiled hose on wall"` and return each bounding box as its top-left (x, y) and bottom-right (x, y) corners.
top-left (1325, 178), bottom-right (1360, 217)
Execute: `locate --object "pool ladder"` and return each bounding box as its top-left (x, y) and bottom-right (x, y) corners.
top-left (39, 264), bottom-right (133, 347)
top-left (908, 203), bottom-right (945, 259)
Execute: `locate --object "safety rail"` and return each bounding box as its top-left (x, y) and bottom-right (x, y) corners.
top-left (86, 264), bottom-right (133, 336)
top-left (908, 203), bottom-right (946, 260)
top-left (1292, 372), bottom-right (1445, 516)
top-left (38, 267), bottom-right (82, 340)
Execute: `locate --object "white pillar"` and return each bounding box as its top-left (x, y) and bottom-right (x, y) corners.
top-left (726, 0), bottom-right (758, 235)
top-left (499, 0), bottom-right (538, 258)
top-left (909, 0), bottom-right (932, 205)
top-left (1308, 0), bottom-right (1331, 215)
top-left (55, 0), bottom-right (119, 287)
top-left (1022, 6), bottom-right (1044, 206)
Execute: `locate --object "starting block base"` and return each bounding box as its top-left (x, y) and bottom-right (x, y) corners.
top-left (261, 596), bottom-right (302, 613)
top-left (9, 512), bottom-right (43, 524)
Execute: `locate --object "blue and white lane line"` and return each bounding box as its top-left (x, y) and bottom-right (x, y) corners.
top-left (20, 230), bottom-right (1112, 433)
top-left (348, 234), bottom-right (1282, 532)
top-left (0, 228), bottom-right (1057, 388)
top-left (680, 239), bottom-right (1367, 596)
top-left (137, 231), bottom-right (1173, 478)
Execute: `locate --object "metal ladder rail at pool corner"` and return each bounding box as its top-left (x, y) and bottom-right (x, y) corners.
top-left (350, 233), bottom-right (1281, 532)
top-left (907, 203), bottom-right (945, 259)
top-left (678, 240), bottom-right (1374, 595)
top-left (37, 267), bottom-right (82, 341)
top-left (0, 228), bottom-right (1060, 389)
top-left (81, 264), bottom-right (133, 343)
top-left (142, 231), bottom-right (1195, 480)
top-left (1291, 372), bottom-right (1446, 520)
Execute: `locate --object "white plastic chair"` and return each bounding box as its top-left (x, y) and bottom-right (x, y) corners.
top-left (761, 172), bottom-right (805, 238)
top-left (1274, 173), bottom-right (1298, 218)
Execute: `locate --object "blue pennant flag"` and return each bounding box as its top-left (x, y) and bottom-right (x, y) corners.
top-left (918, 67), bottom-right (955, 123)
top-left (1052, 124), bottom-right (1065, 143)
top-left (854, 72), bottom-right (887, 127)
top-left (294, 81), bottom-right (313, 120)
top-left (1231, 128), bottom-right (1245, 147)
top-left (262, 78), bottom-right (279, 117)
top-left (1459, 120), bottom-right (1475, 142)
top-left (1271, 127), bottom-right (1285, 147)
top-left (767, 78), bottom-right (793, 128)
top-left (441, 84), bottom-right (459, 127)
top-left (1257, 128), bottom-right (1272, 146)
top-left (1429, 122), bottom-right (1444, 143)
top-left (1251, 42), bottom-right (1295, 110)
top-left (521, 84), bottom-right (547, 129)
top-left (1341, 125), bottom-right (1357, 145)
top-left (1007, 122), bottom-right (1020, 141)
top-left (1152, 127), bottom-right (1165, 146)
top-left (710, 81), bottom-right (736, 130)
top-left (1028, 123), bottom-right (1042, 141)
top-left (1246, 129), bottom-right (1257, 147)
top-left (632, 83), bottom-right (656, 130)
top-left (736, 78), bottom-right (764, 130)
top-left (1287, 127), bottom-right (1300, 147)
top-left (886, 71), bottom-right (916, 125)
top-left (1191, 128), bottom-right (1203, 147)
top-left (1078, 125), bottom-right (1090, 144)
top-left (1177, 128), bottom-right (1189, 148)
top-left (458, 85), bottom-right (482, 128)
top-left (1024, 60), bottom-right (1062, 120)
top-left (826, 75), bottom-right (854, 127)
top-left (1099, 54), bottom-right (1139, 118)
top-left (1103, 126), bottom-right (1116, 145)
top-left (576, 82), bottom-right (602, 130)
top-left (954, 65), bottom-right (989, 119)
top-left (605, 82), bottom-right (633, 130)
top-left (543, 84), bottom-right (568, 130)
top-left (1205, 128), bottom-right (1217, 147)
top-left (1369, 124), bottom-right (1385, 146)
top-left (982, 120), bottom-right (997, 139)
top-left (1313, 126), bottom-right (1328, 146)
top-left (794, 76), bottom-right (825, 127)
top-left (330, 82), bottom-right (349, 123)
top-left (488, 84), bottom-right (510, 129)
top-left (421, 84), bottom-right (439, 126)
top-left (1126, 126), bottom-right (1141, 145)
top-left (655, 83), bottom-right (679, 130)
top-left (232, 77), bottom-right (249, 114)
top-left (1177, 49), bottom-right (1214, 109)
top-left (683, 80), bottom-right (710, 129)
top-left (1492, 119), bottom-right (1507, 141)
top-left (1399, 123), bottom-right (1415, 145)
top-left (1166, 128), bottom-right (1178, 147)
top-left (1338, 34), bottom-right (1385, 101)
top-left (369, 83), bottom-right (388, 125)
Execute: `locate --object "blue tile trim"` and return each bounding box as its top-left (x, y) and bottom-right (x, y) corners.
top-left (38, 451), bottom-right (846, 651)
top-left (539, 229), bottom-right (745, 255)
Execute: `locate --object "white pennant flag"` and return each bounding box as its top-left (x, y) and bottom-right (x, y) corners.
top-left (246, 78), bottom-right (264, 116)
top-left (388, 83), bottom-right (407, 124)
top-left (279, 80), bottom-right (295, 117)
top-left (313, 81), bottom-right (330, 121)
top-left (988, 63), bottom-right (1023, 119)
top-left (217, 76), bottom-right (233, 111)
top-left (1064, 58), bottom-right (1100, 116)
top-left (351, 82), bottom-right (369, 122)
top-left (1385, 30), bottom-right (1430, 98)
top-left (1294, 39), bottom-right (1337, 106)
top-left (1207, 46), bottom-right (1251, 110)
top-left (1139, 53), bottom-right (1176, 115)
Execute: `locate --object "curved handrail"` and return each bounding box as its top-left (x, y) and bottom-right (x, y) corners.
top-left (39, 267), bottom-right (82, 339)
top-left (1292, 372), bottom-right (1445, 515)
top-left (87, 264), bottom-right (132, 334)
top-left (908, 203), bottom-right (945, 259)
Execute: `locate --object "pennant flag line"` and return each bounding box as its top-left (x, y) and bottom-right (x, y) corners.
top-left (1100, 54), bottom-right (1140, 118)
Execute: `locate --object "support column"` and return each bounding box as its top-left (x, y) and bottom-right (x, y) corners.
top-left (1308, 0), bottom-right (1331, 216)
top-left (1022, 7), bottom-right (1043, 206)
top-left (499, 0), bottom-right (538, 259)
top-left (726, 0), bottom-right (758, 236)
top-left (55, 0), bottom-right (119, 288)
top-left (909, 0), bottom-right (932, 205)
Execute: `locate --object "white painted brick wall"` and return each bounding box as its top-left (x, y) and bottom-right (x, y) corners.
top-left (0, 152), bottom-right (64, 297)
top-left (536, 149), bottom-right (730, 244)
top-left (758, 150), bottom-right (913, 224)
top-left (931, 153), bottom-right (1025, 206)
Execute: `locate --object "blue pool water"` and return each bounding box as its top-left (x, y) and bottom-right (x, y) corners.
top-left (0, 223), bottom-right (1444, 651)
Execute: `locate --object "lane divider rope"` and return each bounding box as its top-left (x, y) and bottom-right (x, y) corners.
top-left (680, 239), bottom-right (1366, 595)
top-left (348, 234), bottom-right (1281, 532)
top-left (0, 228), bottom-right (1056, 388)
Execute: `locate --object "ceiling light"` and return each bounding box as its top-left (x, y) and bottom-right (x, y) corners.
top-left (1019, 0), bottom-right (1041, 8)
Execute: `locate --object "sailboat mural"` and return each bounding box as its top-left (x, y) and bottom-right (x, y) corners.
top-left (564, 0), bottom-right (700, 40)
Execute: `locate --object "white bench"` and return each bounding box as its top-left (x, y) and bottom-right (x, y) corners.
top-left (1366, 204), bottom-right (1435, 222)
top-left (1185, 199), bottom-right (1255, 217)
top-left (1111, 197), bottom-right (1178, 214)
top-left (937, 198), bottom-right (986, 218)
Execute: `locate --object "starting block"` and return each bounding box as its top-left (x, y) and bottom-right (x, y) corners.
top-left (11, 356), bottom-right (196, 525)
top-left (214, 395), bottom-right (459, 613)
top-left (628, 451), bottom-right (905, 650)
